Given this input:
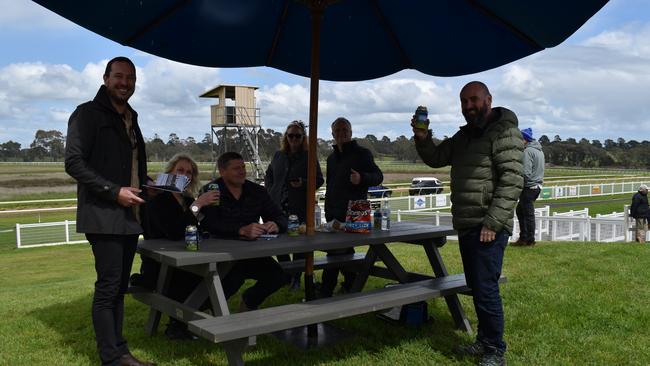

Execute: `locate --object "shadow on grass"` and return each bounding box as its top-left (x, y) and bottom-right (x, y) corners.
top-left (31, 293), bottom-right (469, 365)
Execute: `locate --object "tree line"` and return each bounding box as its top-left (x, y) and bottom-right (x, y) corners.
top-left (3, 129), bottom-right (650, 168)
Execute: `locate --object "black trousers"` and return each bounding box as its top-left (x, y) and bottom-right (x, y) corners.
top-left (86, 233), bottom-right (138, 366)
top-left (515, 187), bottom-right (541, 242)
top-left (320, 247), bottom-right (357, 297)
top-left (222, 257), bottom-right (290, 309)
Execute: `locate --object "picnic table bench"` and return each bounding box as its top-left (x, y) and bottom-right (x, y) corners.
top-left (134, 221), bottom-right (506, 365)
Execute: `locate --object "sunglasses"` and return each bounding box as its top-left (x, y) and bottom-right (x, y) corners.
top-left (287, 133), bottom-right (303, 139)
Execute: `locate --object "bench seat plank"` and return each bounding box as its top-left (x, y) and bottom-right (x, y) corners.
top-left (189, 273), bottom-right (474, 343)
top-left (279, 253), bottom-right (373, 273)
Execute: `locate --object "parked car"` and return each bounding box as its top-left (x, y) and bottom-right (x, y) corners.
top-left (316, 185), bottom-right (392, 202)
top-left (367, 185), bottom-right (392, 199)
top-left (409, 177), bottom-right (443, 195)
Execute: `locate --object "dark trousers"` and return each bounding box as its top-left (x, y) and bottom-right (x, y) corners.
top-left (86, 233), bottom-right (138, 366)
top-left (516, 187), bottom-right (541, 242)
top-left (222, 257), bottom-right (289, 309)
top-left (458, 227), bottom-right (508, 354)
top-left (320, 247), bottom-right (356, 297)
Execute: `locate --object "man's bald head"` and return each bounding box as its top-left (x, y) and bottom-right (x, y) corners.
top-left (460, 81), bottom-right (492, 125)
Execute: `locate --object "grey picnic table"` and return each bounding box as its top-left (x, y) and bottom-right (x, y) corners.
top-left (134, 221), bottom-right (491, 366)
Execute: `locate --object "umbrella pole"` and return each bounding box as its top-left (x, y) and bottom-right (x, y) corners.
top-left (304, 0), bottom-right (325, 340)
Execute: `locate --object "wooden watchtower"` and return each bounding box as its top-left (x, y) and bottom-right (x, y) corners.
top-left (200, 85), bottom-right (264, 181)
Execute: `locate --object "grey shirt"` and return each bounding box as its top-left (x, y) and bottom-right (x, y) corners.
top-left (523, 139), bottom-right (544, 188)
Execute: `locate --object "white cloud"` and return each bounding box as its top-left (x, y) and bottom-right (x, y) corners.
top-left (3, 18), bottom-right (650, 147)
top-left (0, 0), bottom-right (74, 30)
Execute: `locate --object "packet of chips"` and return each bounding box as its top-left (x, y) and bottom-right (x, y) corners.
top-left (345, 199), bottom-right (372, 233)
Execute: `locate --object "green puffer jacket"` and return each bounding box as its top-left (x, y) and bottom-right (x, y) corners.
top-left (415, 107), bottom-right (524, 234)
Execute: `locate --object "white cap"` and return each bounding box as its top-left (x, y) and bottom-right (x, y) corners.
top-left (639, 184), bottom-right (648, 191)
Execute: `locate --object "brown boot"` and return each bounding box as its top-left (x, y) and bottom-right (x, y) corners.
top-left (510, 239), bottom-right (527, 246)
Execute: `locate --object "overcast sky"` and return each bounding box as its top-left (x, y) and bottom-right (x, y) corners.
top-left (1, 0), bottom-right (649, 147)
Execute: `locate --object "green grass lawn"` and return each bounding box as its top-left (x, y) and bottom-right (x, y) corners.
top-left (1, 241), bottom-right (649, 365)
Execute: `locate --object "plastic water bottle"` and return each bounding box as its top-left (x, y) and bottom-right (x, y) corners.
top-left (381, 199), bottom-right (391, 231)
top-left (314, 203), bottom-right (322, 228)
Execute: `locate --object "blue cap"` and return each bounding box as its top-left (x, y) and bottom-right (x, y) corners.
top-left (521, 128), bottom-right (533, 142)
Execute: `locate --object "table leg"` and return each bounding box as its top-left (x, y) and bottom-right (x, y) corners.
top-left (349, 247), bottom-right (378, 292)
top-left (144, 263), bottom-right (171, 335)
top-left (369, 244), bottom-right (410, 283)
top-left (423, 242), bottom-right (473, 334)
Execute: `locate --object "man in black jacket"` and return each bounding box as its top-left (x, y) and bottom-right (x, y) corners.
top-left (630, 184), bottom-right (650, 243)
top-left (195, 152), bottom-right (289, 310)
top-left (65, 57), bottom-right (155, 366)
top-left (321, 117), bottom-right (384, 297)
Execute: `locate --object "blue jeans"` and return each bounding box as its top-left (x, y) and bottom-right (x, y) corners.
top-left (458, 227), bottom-right (508, 354)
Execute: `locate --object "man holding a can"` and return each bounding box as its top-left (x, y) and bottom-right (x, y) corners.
top-left (412, 81), bottom-right (523, 366)
top-left (194, 152), bottom-right (289, 311)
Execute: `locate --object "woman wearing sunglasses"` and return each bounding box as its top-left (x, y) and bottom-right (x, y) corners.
top-left (265, 120), bottom-right (324, 290)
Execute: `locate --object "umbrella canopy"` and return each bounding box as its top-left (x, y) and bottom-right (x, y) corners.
top-left (32, 0), bottom-right (608, 81)
top-left (34, 0), bottom-right (608, 306)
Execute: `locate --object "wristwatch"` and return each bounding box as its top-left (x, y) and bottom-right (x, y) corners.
top-left (190, 204), bottom-right (200, 214)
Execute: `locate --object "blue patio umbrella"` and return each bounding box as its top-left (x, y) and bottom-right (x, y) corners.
top-left (33, 0), bottom-right (608, 311)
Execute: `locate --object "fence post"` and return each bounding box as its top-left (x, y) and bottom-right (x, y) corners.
top-left (435, 210), bottom-right (440, 226)
top-left (15, 223), bottom-right (21, 249)
top-left (64, 220), bottom-right (70, 244)
top-left (397, 210), bottom-right (402, 222)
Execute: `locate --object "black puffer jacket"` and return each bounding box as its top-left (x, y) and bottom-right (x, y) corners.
top-left (325, 140), bottom-right (383, 221)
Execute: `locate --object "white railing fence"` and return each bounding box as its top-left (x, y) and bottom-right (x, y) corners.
top-left (10, 178), bottom-right (645, 248)
top-left (15, 220), bottom-right (87, 248)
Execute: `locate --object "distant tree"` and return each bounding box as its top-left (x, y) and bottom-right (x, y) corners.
top-left (591, 139), bottom-right (602, 149)
top-left (604, 139), bottom-right (616, 150)
top-left (553, 135), bottom-right (562, 142)
top-left (579, 138), bottom-right (590, 145)
top-left (167, 133), bottom-right (180, 146)
top-left (29, 129), bottom-right (65, 161)
top-left (617, 137), bottom-right (627, 149)
top-left (566, 137), bottom-right (577, 144)
top-left (0, 140), bottom-right (22, 160)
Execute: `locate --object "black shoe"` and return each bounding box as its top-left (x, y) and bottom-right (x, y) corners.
top-left (454, 341), bottom-right (486, 356)
top-left (526, 240), bottom-right (536, 246)
top-left (510, 239), bottom-right (527, 247)
top-left (119, 353), bottom-right (156, 366)
top-left (478, 352), bottom-right (506, 366)
top-left (164, 319), bottom-right (198, 341)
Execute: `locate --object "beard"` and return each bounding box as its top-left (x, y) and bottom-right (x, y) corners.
top-left (462, 102), bottom-right (489, 126)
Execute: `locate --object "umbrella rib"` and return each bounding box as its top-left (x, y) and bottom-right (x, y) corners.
top-left (466, 0), bottom-right (542, 50)
top-left (370, 0), bottom-right (412, 69)
top-left (124, 0), bottom-right (193, 45)
top-left (266, 0), bottom-right (291, 66)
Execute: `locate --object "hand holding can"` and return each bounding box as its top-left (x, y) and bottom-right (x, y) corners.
top-left (413, 106), bottom-right (429, 130)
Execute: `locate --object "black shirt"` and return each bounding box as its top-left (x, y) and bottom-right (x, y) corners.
top-left (200, 178), bottom-right (288, 239)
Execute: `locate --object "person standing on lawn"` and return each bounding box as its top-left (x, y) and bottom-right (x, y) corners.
top-left (512, 127), bottom-right (544, 246)
top-left (630, 184), bottom-right (650, 243)
top-left (65, 57), bottom-right (156, 366)
top-left (412, 81), bottom-right (523, 366)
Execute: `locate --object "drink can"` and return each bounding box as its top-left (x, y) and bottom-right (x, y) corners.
top-left (185, 225), bottom-right (199, 251)
top-left (288, 214), bottom-right (300, 237)
top-left (373, 210), bottom-right (382, 230)
top-left (207, 183), bottom-right (220, 206)
top-left (414, 106), bottom-right (428, 129)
